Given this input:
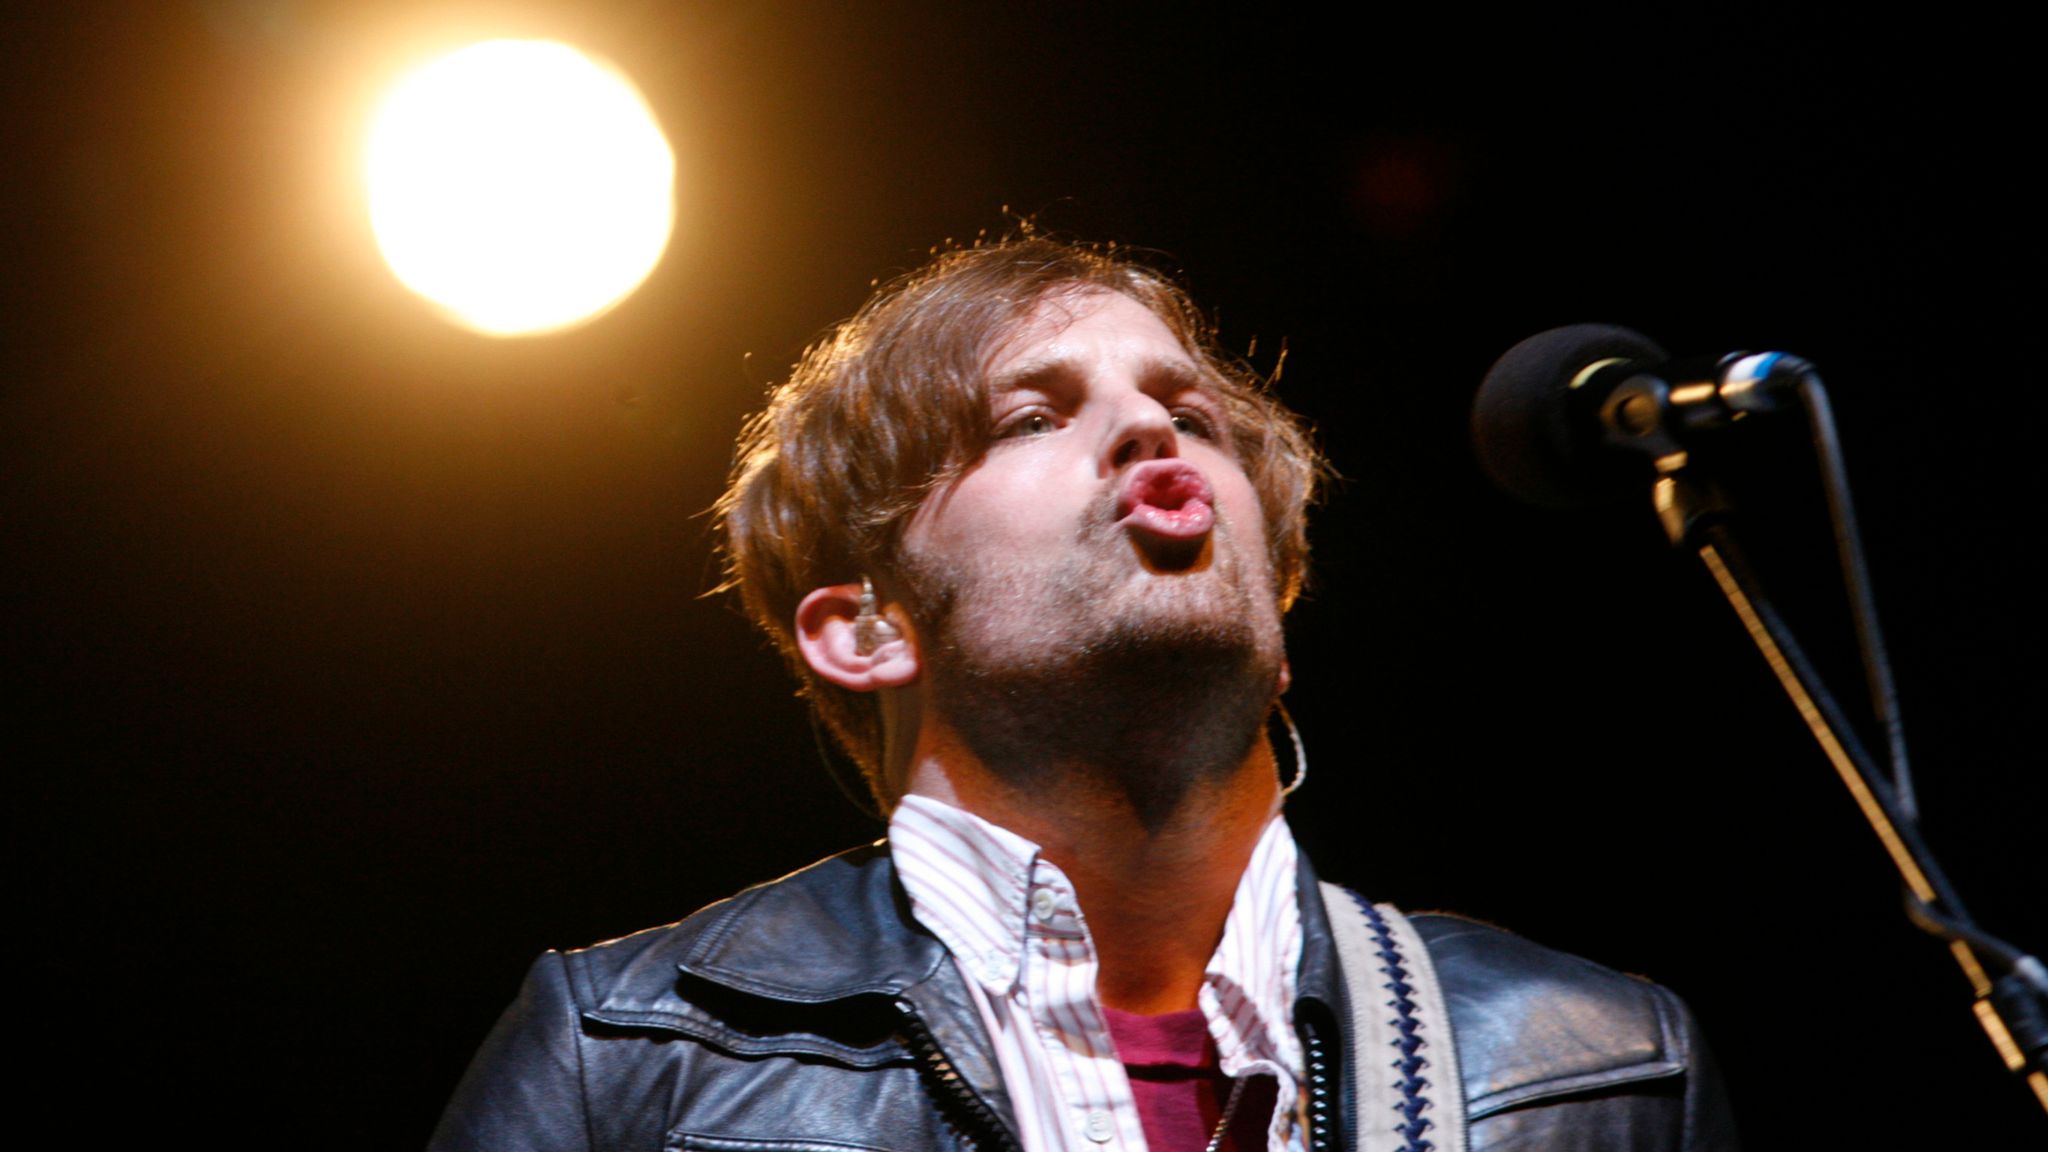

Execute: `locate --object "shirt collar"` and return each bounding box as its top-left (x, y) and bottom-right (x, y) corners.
top-left (889, 793), bottom-right (1303, 1076)
top-left (890, 794), bottom-right (1040, 994)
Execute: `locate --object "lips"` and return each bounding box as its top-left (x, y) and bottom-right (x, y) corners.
top-left (1116, 459), bottom-right (1216, 542)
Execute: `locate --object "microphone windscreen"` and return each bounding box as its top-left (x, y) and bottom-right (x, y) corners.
top-left (1472, 323), bottom-right (1667, 508)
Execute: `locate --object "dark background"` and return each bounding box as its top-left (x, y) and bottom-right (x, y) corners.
top-left (6, 2), bottom-right (2041, 1146)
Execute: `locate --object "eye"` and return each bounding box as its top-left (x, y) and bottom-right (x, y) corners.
top-left (1170, 408), bottom-right (1219, 439)
top-left (995, 411), bottom-right (1058, 439)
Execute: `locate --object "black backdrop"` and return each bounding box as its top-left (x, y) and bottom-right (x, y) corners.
top-left (7, 3), bottom-right (2042, 1146)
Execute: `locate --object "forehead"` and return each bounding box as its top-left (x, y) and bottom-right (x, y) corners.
top-left (986, 288), bottom-right (1202, 385)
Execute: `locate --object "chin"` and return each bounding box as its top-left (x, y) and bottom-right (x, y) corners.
top-left (912, 522), bottom-right (1288, 816)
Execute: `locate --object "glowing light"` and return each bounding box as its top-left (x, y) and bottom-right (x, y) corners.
top-left (367, 40), bottom-right (675, 337)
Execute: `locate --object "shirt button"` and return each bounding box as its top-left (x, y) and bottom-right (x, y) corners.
top-left (1083, 1110), bottom-right (1115, 1143)
top-left (1030, 888), bottom-right (1059, 922)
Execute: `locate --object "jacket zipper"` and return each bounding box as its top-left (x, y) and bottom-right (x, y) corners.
top-left (1300, 1014), bottom-right (1337, 1152)
top-left (895, 999), bottom-right (1022, 1152)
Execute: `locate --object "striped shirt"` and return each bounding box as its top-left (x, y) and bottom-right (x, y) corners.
top-left (890, 794), bottom-right (1305, 1152)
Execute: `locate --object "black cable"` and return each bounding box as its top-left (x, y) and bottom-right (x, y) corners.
top-left (809, 707), bottom-right (885, 824)
top-left (1695, 517), bottom-right (1974, 925)
top-left (1907, 896), bottom-right (2048, 993)
top-left (1798, 377), bottom-right (1918, 822)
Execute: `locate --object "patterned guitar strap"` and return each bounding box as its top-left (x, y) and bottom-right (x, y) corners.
top-left (1318, 883), bottom-right (1469, 1152)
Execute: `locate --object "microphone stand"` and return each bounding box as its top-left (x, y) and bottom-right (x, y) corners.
top-left (1647, 383), bottom-right (2048, 1116)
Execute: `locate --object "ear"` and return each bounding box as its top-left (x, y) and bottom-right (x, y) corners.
top-left (795, 583), bottom-right (921, 691)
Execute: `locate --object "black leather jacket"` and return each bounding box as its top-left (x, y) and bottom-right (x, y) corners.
top-left (431, 844), bottom-right (1738, 1151)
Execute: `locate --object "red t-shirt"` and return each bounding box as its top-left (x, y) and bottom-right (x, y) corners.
top-left (1103, 1006), bottom-right (1278, 1152)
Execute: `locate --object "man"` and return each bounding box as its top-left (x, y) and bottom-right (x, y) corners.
top-left (431, 238), bottom-right (1738, 1151)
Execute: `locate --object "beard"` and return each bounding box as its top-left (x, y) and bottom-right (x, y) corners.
top-left (900, 493), bottom-right (1287, 828)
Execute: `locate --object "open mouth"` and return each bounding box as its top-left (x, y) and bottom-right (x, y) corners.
top-left (1116, 460), bottom-right (1215, 569)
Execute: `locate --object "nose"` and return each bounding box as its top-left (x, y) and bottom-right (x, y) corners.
top-left (1106, 392), bottom-right (1179, 470)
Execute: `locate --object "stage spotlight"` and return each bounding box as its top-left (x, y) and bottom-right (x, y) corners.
top-left (367, 40), bottom-right (675, 337)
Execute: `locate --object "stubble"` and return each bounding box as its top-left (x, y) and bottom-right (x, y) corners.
top-left (901, 493), bottom-right (1286, 829)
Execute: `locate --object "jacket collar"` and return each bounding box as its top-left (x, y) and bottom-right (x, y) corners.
top-left (1294, 848), bottom-right (1342, 1014)
top-left (581, 837), bottom-right (1342, 1150)
top-left (644, 834), bottom-right (1346, 1010)
top-left (665, 842), bottom-right (952, 1003)
top-left (593, 835), bottom-right (1346, 1027)
top-left (586, 842), bottom-right (1019, 1136)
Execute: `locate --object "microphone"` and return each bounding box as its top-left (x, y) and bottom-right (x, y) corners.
top-left (1471, 323), bottom-right (1819, 508)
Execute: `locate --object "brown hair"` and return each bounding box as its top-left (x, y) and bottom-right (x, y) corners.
top-left (715, 237), bottom-right (1323, 803)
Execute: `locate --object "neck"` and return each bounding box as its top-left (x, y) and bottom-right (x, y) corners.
top-left (904, 724), bottom-right (1283, 1014)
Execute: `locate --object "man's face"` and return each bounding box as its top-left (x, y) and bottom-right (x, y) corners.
top-left (897, 287), bottom-right (1286, 771)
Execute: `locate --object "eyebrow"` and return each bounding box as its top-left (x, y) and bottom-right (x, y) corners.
top-left (988, 356), bottom-right (1214, 400)
top-left (987, 359), bottom-right (1077, 398)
